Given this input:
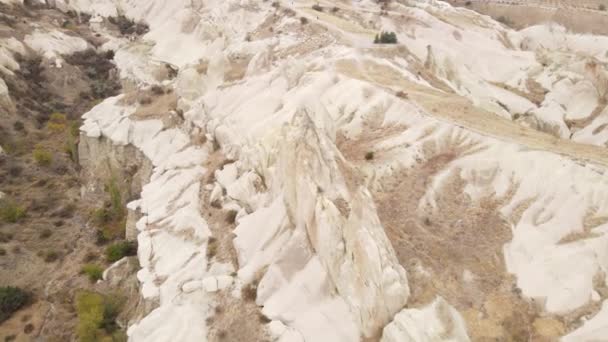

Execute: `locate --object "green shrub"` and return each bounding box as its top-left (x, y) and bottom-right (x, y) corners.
top-left (81, 264), bottom-right (104, 282)
top-left (106, 178), bottom-right (123, 219)
top-left (75, 291), bottom-right (124, 342)
top-left (225, 210), bottom-right (238, 224)
top-left (0, 287), bottom-right (30, 323)
top-left (365, 151), bottom-right (374, 160)
top-left (33, 146), bottom-right (52, 166)
top-left (374, 31), bottom-right (398, 44)
top-left (13, 121), bottom-right (24, 131)
top-left (206, 237), bottom-right (218, 260)
top-left (47, 113), bottom-right (67, 133)
top-left (91, 177), bottom-right (127, 241)
top-left (105, 241), bottom-right (137, 262)
top-left (39, 228), bottom-right (52, 239)
top-left (66, 120), bottom-right (81, 163)
top-left (0, 199), bottom-right (26, 223)
top-left (41, 250), bottom-right (60, 263)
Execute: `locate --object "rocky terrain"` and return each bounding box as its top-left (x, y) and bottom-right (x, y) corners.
top-left (448, 0), bottom-right (608, 34)
top-left (1, 0), bottom-right (608, 341)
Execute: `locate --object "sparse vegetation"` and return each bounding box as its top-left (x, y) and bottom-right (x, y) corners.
top-left (0, 199), bottom-right (26, 223)
top-left (81, 264), bottom-right (104, 282)
top-left (13, 121), bottom-right (24, 131)
top-left (465, 1), bottom-right (472, 6)
top-left (300, 16), bottom-right (308, 25)
top-left (396, 90), bottom-right (408, 99)
top-left (46, 112), bottom-right (67, 133)
top-left (600, 4), bottom-right (606, 11)
top-left (138, 96), bottom-right (152, 105)
top-left (108, 15), bottom-right (149, 36)
top-left (225, 210), bottom-right (238, 224)
top-left (104, 50), bottom-right (115, 60)
top-left (41, 250), bottom-right (60, 263)
top-left (33, 145), bottom-right (53, 166)
top-left (365, 151), bottom-right (375, 160)
top-left (105, 240), bottom-right (137, 262)
top-left (75, 291), bottom-right (125, 342)
top-left (65, 122), bottom-right (79, 163)
top-left (312, 4), bottom-right (323, 11)
top-left (0, 232), bottom-right (12, 243)
top-left (374, 31), bottom-right (398, 44)
top-left (39, 228), bottom-right (52, 239)
top-left (206, 237), bottom-right (218, 260)
top-left (0, 287), bottom-right (30, 323)
top-left (64, 49), bottom-right (121, 99)
top-left (92, 177), bottom-right (127, 241)
top-left (241, 282), bottom-right (258, 302)
top-left (150, 85), bottom-right (165, 96)
top-left (497, 15), bottom-right (513, 27)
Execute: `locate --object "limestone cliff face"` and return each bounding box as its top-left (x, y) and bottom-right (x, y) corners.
top-left (79, 134), bottom-right (153, 240)
top-left (79, 134), bottom-right (152, 195)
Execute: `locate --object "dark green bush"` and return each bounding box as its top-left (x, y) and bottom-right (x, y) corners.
top-left (374, 31), bottom-right (398, 44)
top-left (81, 264), bottom-right (104, 282)
top-left (107, 15), bottom-right (149, 35)
top-left (106, 241), bottom-right (137, 262)
top-left (0, 286), bottom-right (30, 322)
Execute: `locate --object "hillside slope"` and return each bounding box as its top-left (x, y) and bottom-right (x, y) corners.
top-left (2, 0), bottom-right (608, 341)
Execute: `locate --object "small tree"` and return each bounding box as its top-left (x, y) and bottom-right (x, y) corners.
top-left (81, 264), bottom-right (104, 282)
top-left (374, 31), bottom-right (398, 44)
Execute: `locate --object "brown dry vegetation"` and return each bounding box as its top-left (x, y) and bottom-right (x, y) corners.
top-left (0, 3), bottom-right (129, 340)
top-left (448, 0), bottom-right (608, 34)
top-left (337, 124), bottom-right (570, 340)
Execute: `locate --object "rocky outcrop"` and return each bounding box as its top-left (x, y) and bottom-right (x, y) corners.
top-left (79, 134), bottom-right (153, 199)
top-left (381, 297), bottom-right (470, 342)
top-left (79, 133), bottom-right (153, 240)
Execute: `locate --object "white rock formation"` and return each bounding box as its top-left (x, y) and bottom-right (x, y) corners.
top-left (381, 297), bottom-right (470, 342)
top-left (7, 0), bottom-right (607, 340)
